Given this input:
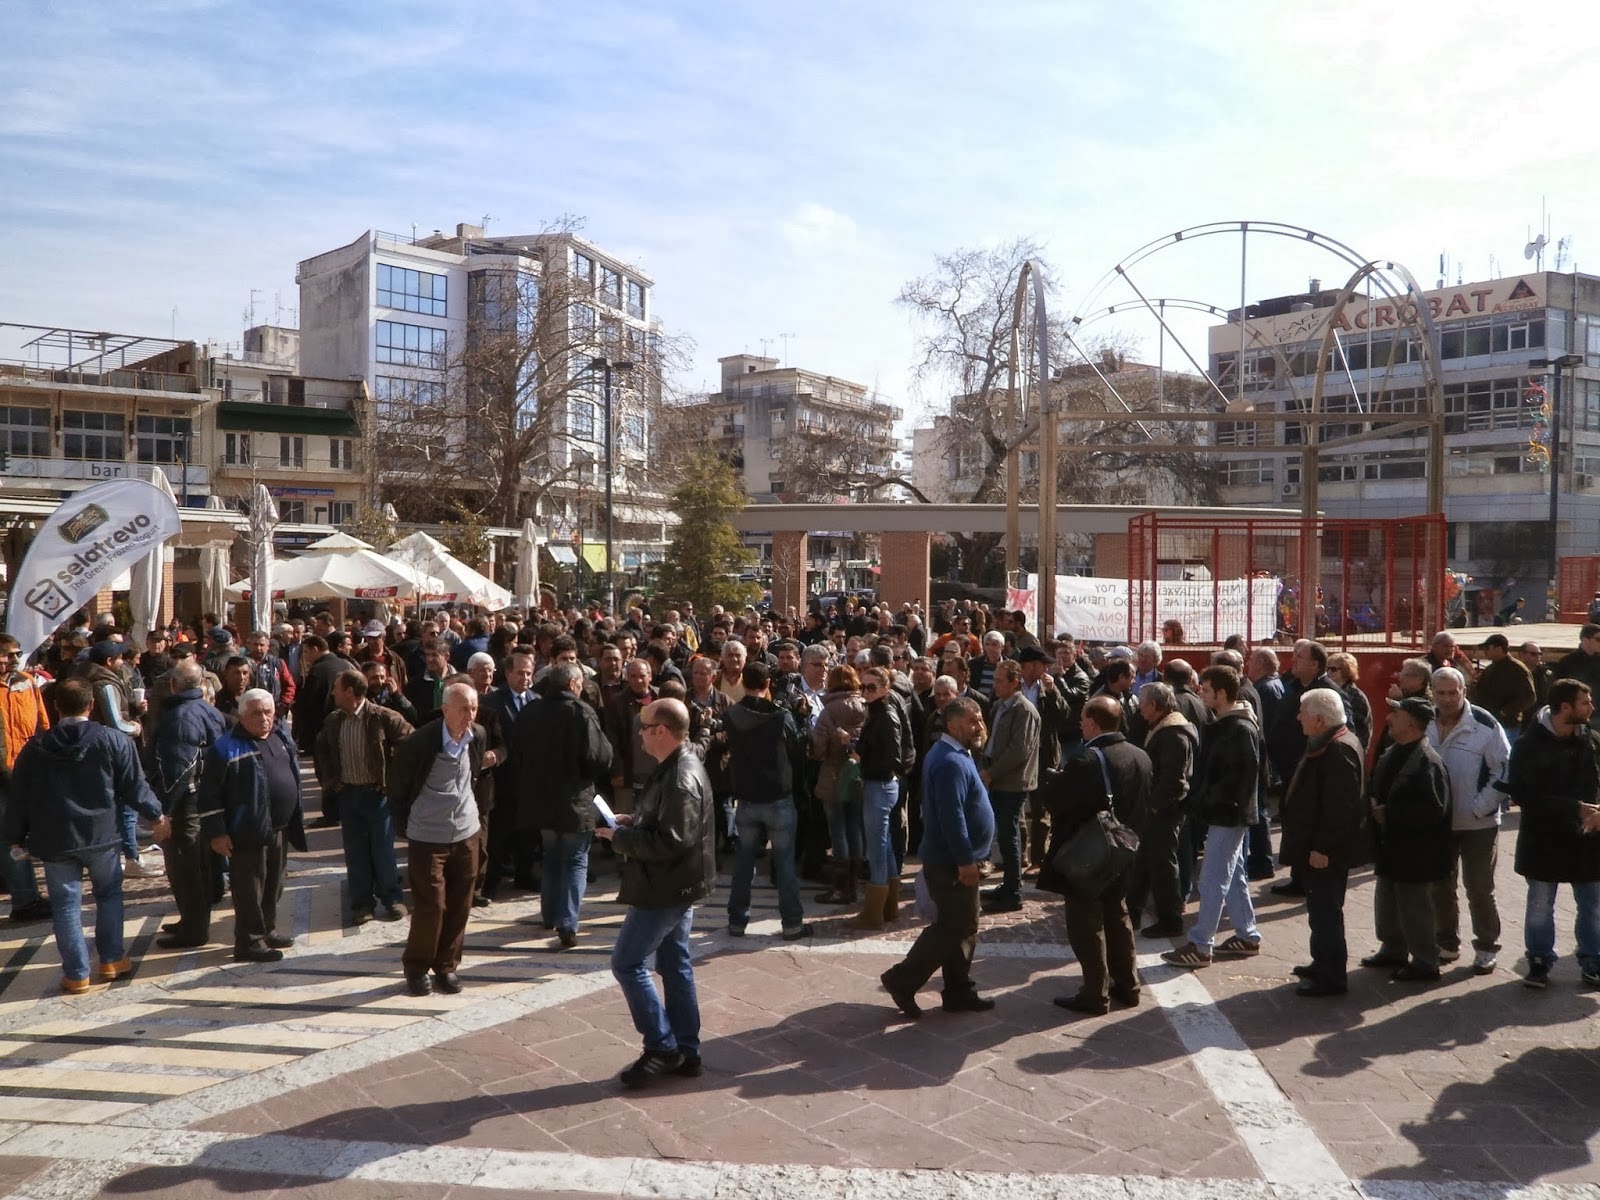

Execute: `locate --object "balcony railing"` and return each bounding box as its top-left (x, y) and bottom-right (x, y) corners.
top-left (0, 360), bottom-right (201, 394)
top-left (219, 454), bottom-right (361, 474)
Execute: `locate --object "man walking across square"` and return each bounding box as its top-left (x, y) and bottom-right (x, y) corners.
top-left (881, 698), bottom-right (996, 1018)
top-left (979, 660), bottom-right (1040, 915)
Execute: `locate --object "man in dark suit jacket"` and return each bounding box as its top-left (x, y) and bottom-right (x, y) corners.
top-left (458, 658), bottom-right (508, 906)
top-left (404, 640), bottom-right (453, 729)
top-left (515, 662), bottom-right (612, 947)
top-left (293, 635), bottom-right (357, 818)
top-left (479, 648), bottom-right (539, 898)
top-left (1037, 695), bottom-right (1152, 1016)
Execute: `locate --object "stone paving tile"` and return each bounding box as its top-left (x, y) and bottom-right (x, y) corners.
top-left (0, 1154), bottom-right (52, 1195)
top-left (96, 1165), bottom-right (317, 1199)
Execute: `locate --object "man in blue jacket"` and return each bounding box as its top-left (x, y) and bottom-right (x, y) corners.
top-left (881, 697), bottom-right (995, 1018)
top-left (4, 679), bottom-right (165, 992)
top-left (198, 688), bottom-right (307, 962)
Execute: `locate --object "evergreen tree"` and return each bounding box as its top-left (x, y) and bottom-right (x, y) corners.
top-left (659, 451), bottom-right (762, 614)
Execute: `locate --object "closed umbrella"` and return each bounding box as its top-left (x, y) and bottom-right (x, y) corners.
top-left (128, 470), bottom-right (175, 645)
top-left (515, 518), bottom-right (539, 613)
top-left (199, 494), bottom-right (231, 618)
top-left (247, 482), bottom-right (278, 634)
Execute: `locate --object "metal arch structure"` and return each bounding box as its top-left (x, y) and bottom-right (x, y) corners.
top-left (1003, 259), bottom-right (1054, 629)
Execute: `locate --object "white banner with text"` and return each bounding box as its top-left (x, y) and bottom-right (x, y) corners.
top-left (1019, 574), bottom-right (1280, 643)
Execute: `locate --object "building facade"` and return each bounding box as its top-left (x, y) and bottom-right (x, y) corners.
top-left (295, 224), bottom-right (671, 579)
top-left (1211, 271), bottom-right (1600, 615)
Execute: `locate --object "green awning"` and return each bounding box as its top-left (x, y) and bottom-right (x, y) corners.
top-left (215, 400), bottom-right (361, 436)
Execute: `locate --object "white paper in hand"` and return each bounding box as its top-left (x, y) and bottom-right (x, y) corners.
top-left (592, 796), bottom-right (618, 828)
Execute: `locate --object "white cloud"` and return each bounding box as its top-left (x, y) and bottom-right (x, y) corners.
top-left (779, 203), bottom-right (862, 255)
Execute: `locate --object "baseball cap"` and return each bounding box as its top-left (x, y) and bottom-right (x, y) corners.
top-left (362, 620), bottom-right (386, 638)
top-left (210, 627), bottom-right (233, 645)
top-left (1386, 696), bottom-right (1435, 725)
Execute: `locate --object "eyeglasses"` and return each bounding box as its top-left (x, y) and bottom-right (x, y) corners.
top-left (862, 683), bottom-right (882, 694)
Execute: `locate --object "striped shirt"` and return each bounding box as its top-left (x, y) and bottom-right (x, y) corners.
top-left (337, 700), bottom-right (381, 787)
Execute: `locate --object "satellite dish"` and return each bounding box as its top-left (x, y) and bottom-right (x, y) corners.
top-left (1525, 234), bottom-right (1548, 261)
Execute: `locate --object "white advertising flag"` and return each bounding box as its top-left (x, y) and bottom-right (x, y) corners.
top-left (6, 478), bottom-right (182, 656)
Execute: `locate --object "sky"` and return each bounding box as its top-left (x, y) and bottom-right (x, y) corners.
top-left (5, 0), bottom-right (1600, 428)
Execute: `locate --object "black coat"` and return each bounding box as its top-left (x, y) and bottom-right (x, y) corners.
top-left (1035, 732), bottom-right (1151, 896)
top-left (1507, 714), bottom-right (1600, 883)
top-left (613, 746), bottom-right (717, 908)
top-left (386, 719), bottom-right (487, 837)
top-left (1367, 738), bottom-right (1451, 883)
top-left (513, 692), bottom-right (613, 834)
top-left (1279, 727), bottom-right (1367, 871)
top-left (857, 695), bottom-right (909, 782)
top-left (1143, 712), bottom-right (1197, 822)
top-left (1194, 706), bottom-right (1263, 828)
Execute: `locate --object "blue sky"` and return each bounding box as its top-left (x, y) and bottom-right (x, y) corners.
top-left (5, 0), bottom-right (1600, 423)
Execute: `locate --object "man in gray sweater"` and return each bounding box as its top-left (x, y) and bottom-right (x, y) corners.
top-left (388, 682), bottom-right (486, 998)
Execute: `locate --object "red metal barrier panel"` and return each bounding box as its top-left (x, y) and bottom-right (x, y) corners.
top-left (1126, 512), bottom-right (1446, 651)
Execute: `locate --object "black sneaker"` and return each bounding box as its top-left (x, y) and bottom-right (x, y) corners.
top-left (674, 1054), bottom-right (703, 1078)
top-left (1524, 961), bottom-right (1551, 989)
top-left (780, 924), bottom-right (814, 942)
top-left (620, 1048), bottom-right (686, 1089)
top-left (8, 899), bottom-right (52, 923)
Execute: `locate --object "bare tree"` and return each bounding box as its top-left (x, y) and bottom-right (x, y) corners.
top-left (377, 227), bottom-right (693, 527)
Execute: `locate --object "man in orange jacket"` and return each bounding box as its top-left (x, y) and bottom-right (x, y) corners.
top-left (0, 634), bottom-right (51, 921)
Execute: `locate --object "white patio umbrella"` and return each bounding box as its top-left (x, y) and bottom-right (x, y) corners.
top-left (388, 530), bottom-right (513, 611)
top-left (247, 482), bottom-right (278, 633)
top-left (199, 494), bottom-right (232, 618)
top-left (127, 470), bottom-right (176, 645)
top-left (227, 531), bottom-right (445, 602)
top-left (515, 519), bottom-right (539, 613)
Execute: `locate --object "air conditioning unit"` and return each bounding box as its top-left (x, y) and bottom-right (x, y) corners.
top-left (1581, 473), bottom-right (1595, 490)
top-left (1281, 482), bottom-right (1301, 498)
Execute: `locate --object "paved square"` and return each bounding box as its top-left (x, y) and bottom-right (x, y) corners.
top-left (0, 784), bottom-right (1593, 1199)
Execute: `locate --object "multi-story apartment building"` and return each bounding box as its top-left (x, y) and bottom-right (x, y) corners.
top-left (295, 224), bottom-right (671, 575)
top-left (704, 353), bottom-right (901, 500)
top-left (1211, 271), bottom-right (1600, 616)
top-left (205, 325), bottom-right (369, 548)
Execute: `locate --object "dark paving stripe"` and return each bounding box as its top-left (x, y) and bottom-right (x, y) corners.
top-left (0, 936), bottom-right (50, 998)
top-left (0, 1083), bottom-right (173, 1104)
top-left (156, 996), bottom-right (427, 1017)
top-left (0, 1031), bottom-right (327, 1056)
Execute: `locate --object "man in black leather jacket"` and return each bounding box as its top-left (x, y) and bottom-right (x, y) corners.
top-left (595, 698), bottom-right (717, 1089)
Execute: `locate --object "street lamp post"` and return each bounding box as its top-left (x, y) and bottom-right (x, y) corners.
top-left (589, 356), bottom-right (633, 615)
top-left (1533, 353), bottom-right (1584, 610)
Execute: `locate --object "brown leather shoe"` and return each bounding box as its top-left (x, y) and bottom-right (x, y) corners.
top-left (97, 957), bottom-right (133, 983)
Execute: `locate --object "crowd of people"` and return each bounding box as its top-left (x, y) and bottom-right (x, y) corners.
top-left (0, 597), bottom-right (1597, 1088)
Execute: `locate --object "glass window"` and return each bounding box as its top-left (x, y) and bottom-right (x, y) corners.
top-left (599, 266), bottom-right (622, 307)
top-left (63, 411), bottom-right (124, 460)
top-left (1440, 328), bottom-right (1464, 359)
top-left (626, 279), bottom-right (645, 319)
top-left (0, 406), bottom-right (50, 458)
top-left (375, 320), bottom-right (447, 368)
top-left (329, 438), bottom-right (355, 469)
top-left (377, 264), bottom-right (448, 316)
top-left (329, 501), bottom-right (355, 524)
top-left (1464, 321), bottom-right (1491, 357)
top-left (623, 414), bottom-right (646, 451)
top-left (223, 433), bottom-right (252, 465)
top-left (279, 436), bottom-right (304, 468)
top-left (573, 252), bottom-right (594, 283)
top-left (277, 499), bottom-right (305, 523)
top-left (567, 398), bottom-right (596, 440)
top-left (135, 415), bottom-right (193, 464)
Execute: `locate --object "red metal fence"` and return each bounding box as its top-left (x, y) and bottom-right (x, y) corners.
top-left (1125, 512), bottom-right (1447, 650)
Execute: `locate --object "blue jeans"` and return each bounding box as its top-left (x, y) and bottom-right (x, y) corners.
top-left (863, 779), bottom-right (900, 887)
top-left (540, 829), bottom-right (591, 934)
top-left (1188, 824), bottom-right (1258, 952)
top-left (987, 790), bottom-right (1026, 904)
top-left (119, 805), bottom-right (140, 860)
top-left (826, 792), bottom-right (864, 862)
top-left (611, 903), bottom-right (699, 1055)
top-left (43, 849), bottom-right (124, 981)
top-left (340, 786), bottom-right (402, 911)
top-left (729, 798), bottom-right (804, 932)
top-left (1524, 879), bottom-right (1600, 970)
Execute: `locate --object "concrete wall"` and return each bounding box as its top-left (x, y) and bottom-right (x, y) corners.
top-left (297, 240), bottom-right (371, 381)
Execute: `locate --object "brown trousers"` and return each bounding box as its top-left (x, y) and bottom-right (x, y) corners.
top-left (403, 838), bottom-right (480, 975)
top-left (1064, 876), bottom-right (1137, 1003)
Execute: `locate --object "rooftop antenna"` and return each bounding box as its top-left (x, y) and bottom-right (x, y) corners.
top-left (247, 288), bottom-right (261, 328)
top-left (1488, 253), bottom-right (1498, 279)
top-left (481, 214), bottom-right (492, 234)
top-left (778, 332), bottom-right (797, 366)
top-left (1438, 251), bottom-right (1447, 290)
top-left (1524, 233), bottom-right (1548, 271)
top-left (1556, 235), bottom-right (1573, 271)
top-left (758, 337), bottom-right (776, 359)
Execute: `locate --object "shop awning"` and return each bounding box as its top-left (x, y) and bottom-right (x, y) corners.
top-left (547, 544), bottom-right (579, 566)
top-left (581, 544), bottom-right (610, 573)
top-left (215, 400), bottom-right (361, 437)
